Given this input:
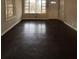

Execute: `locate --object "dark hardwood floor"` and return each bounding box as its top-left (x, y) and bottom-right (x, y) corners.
top-left (1, 19), bottom-right (77, 59)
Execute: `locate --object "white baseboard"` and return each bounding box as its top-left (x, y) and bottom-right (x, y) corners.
top-left (22, 18), bottom-right (48, 20)
top-left (22, 18), bottom-right (58, 20)
top-left (1, 19), bottom-right (21, 36)
top-left (63, 21), bottom-right (77, 31)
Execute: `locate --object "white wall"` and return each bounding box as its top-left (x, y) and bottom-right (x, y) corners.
top-left (59, 0), bottom-right (64, 20)
top-left (64, 0), bottom-right (77, 30)
top-left (1, 0), bottom-right (22, 36)
top-left (48, 0), bottom-right (59, 19)
top-left (59, 0), bottom-right (77, 30)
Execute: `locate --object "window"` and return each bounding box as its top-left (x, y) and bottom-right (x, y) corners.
top-left (24, 0), bottom-right (46, 14)
top-left (5, 0), bottom-right (15, 20)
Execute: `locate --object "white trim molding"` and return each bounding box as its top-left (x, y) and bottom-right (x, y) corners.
top-left (1, 19), bottom-right (21, 36)
top-left (22, 18), bottom-right (58, 20)
top-left (63, 21), bottom-right (77, 31)
top-left (22, 18), bottom-right (48, 20)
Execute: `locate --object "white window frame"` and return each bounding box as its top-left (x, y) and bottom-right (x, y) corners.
top-left (24, 0), bottom-right (46, 14)
top-left (5, 0), bottom-right (16, 21)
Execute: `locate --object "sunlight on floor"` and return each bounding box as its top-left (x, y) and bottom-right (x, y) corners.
top-left (23, 23), bottom-right (46, 44)
top-left (24, 23), bottom-right (46, 34)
